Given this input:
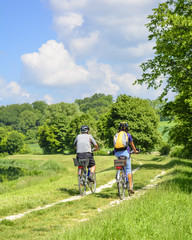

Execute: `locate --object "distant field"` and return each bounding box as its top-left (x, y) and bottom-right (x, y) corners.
top-left (29, 144), bottom-right (43, 154)
top-left (158, 121), bottom-right (175, 141)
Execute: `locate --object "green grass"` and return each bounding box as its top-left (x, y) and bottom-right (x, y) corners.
top-left (0, 153), bottom-right (191, 239)
top-left (29, 144), bottom-right (43, 154)
top-left (158, 121), bottom-right (175, 141)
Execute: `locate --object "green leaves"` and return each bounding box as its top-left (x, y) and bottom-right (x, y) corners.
top-left (97, 95), bottom-right (161, 152)
top-left (135, 0), bottom-right (192, 157)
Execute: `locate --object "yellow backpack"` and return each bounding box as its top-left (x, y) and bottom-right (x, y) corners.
top-left (114, 131), bottom-right (128, 151)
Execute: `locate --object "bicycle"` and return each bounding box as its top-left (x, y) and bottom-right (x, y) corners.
top-left (73, 158), bottom-right (96, 196)
top-left (114, 150), bottom-right (139, 200)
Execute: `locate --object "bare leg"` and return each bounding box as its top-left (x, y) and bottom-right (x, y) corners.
top-left (128, 173), bottom-right (134, 194)
top-left (89, 165), bottom-right (96, 182)
top-left (128, 173), bottom-right (133, 188)
top-left (90, 165), bottom-right (96, 173)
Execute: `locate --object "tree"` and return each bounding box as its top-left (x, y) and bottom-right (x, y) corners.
top-left (19, 110), bottom-right (38, 134)
top-left (98, 95), bottom-right (161, 152)
top-left (32, 101), bottom-right (48, 114)
top-left (65, 113), bottom-right (100, 152)
top-left (6, 131), bottom-right (25, 155)
top-left (38, 102), bottom-right (80, 154)
top-left (0, 103), bottom-right (46, 142)
top-left (0, 127), bottom-right (25, 154)
top-left (75, 93), bottom-right (113, 120)
top-left (136, 0), bottom-right (192, 157)
top-left (38, 123), bottom-right (61, 154)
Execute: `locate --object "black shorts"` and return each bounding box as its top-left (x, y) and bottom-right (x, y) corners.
top-left (77, 152), bottom-right (95, 168)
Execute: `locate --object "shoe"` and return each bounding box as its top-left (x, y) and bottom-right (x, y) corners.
top-left (88, 173), bottom-right (94, 182)
top-left (88, 176), bottom-right (94, 182)
top-left (129, 188), bottom-right (135, 194)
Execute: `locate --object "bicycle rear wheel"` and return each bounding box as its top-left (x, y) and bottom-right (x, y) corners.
top-left (78, 168), bottom-right (86, 196)
top-left (89, 172), bottom-right (96, 193)
top-left (117, 169), bottom-right (125, 200)
top-left (127, 180), bottom-right (131, 196)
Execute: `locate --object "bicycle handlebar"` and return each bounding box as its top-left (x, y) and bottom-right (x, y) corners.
top-left (92, 146), bottom-right (100, 152)
top-left (130, 148), bottom-right (140, 154)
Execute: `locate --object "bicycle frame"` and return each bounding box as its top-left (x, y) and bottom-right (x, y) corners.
top-left (77, 164), bottom-right (96, 196)
top-left (114, 157), bottom-right (131, 200)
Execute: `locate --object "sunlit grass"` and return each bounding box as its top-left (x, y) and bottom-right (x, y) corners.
top-left (158, 121), bottom-right (175, 141)
top-left (0, 153), bottom-right (191, 240)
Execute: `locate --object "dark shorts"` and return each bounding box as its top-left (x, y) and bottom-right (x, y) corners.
top-left (77, 152), bottom-right (95, 168)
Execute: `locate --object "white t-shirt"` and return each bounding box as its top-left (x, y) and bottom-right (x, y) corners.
top-left (74, 134), bottom-right (96, 153)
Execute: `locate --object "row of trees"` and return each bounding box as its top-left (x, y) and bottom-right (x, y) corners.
top-left (0, 89), bottom-right (190, 158)
top-left (0, 101), bottom-right (48, 143)
top-left (38, 94), bottom-right (161, 154)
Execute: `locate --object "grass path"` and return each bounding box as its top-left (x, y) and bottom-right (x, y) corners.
top-left (1, 153), bottom-right (191, 240)
top-left (0, 160), bottom-right (143, 222)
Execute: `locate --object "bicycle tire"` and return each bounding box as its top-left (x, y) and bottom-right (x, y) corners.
top-left (78, 168), bottom-right (86, 196)
top-left (117, 169), bottom-right (125, 200)
top-left (89, 172), bottom-right (96, 193)
top-left (127, 180), bottom-right (131, 196)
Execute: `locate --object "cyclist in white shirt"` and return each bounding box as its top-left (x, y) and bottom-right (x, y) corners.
top-left (74, 125), bottom-right (99, 182)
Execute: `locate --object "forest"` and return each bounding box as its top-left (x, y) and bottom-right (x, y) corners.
top-left (0, 94), bottom-right (163, 155)
top-left (0, 92), bottom-right (189, 158)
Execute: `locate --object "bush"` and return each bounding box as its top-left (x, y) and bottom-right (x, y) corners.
top-left (6, 131), bottom-right (25, 155)
top-left (171, 146), bottom-right (192, 159)
top-left (159, 142), bottom-right (171, 155)
top-left (18, 144), bottom-right (32, 154)
top-left (42, 160), bottom-right (63, 172)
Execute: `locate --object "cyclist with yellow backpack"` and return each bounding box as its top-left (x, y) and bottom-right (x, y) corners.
top-left (114, 122), bottom-right (138, 194)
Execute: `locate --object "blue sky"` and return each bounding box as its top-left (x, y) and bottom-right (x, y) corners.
top-left (0, 0), bottom-right (168, 105)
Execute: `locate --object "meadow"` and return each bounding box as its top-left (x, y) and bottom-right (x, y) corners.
top-left (0, 150), bottom-right (191, 240)
top-left (158, 121), bottom-right (175, 141)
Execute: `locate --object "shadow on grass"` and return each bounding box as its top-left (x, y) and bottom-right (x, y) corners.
top-left (141, 158), bottom-right (192, 171)
top-left (143, 157), bottom-right (192, 194)
top-left (162, 177), bottom-right (192, 194)
top-left (95, 191), bottom-right (119, 199)
top-left (59, 188), bottom-right (79, 195)
top-left (163, 168), bottom-right (192, 194)
top-left (97, 163), bottom-right (141, 174)
top-left (151, 157), bottom-right (165, 162)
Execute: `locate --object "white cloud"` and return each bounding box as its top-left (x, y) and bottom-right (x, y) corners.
top-left (44, 94), bottom-right (54, 105)
top-left (0, 76), bottom-right (6, 87)
top-left (49, 0), bottom-right (88, 12)
top-left (53, 12), bottom-right (84, 33)
top-left (6, 82), bottom-right (30, 98)
top-left (116, 73), bottom-right (142, 94)
top-left (126, 41), bottom-right (155, 57)
top-left (100, 0), bottom-right (154, 5)
top-left (0, 79), bottom-right (30, 104)
top-left (21, 40), bottom-right (89, 86)
top-left (86, 61), bottom-right (119, 96)
top-left (70, 31), bottom-right (99, 55)
top-left (47, 0), bottom-right (159, 65)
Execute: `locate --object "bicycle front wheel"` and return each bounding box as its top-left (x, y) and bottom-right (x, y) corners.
top-left (89, 172), bottom-right (96, 193)
top-left (78, 168), bottom-right (86, 196)
top-left (117, 169), bottom-right (125, 200)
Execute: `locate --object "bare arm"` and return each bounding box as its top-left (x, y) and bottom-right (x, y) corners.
top-left (94, 144), bottom-right (99, 151)
top-left (130, 141), bottom-right (138, 154)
